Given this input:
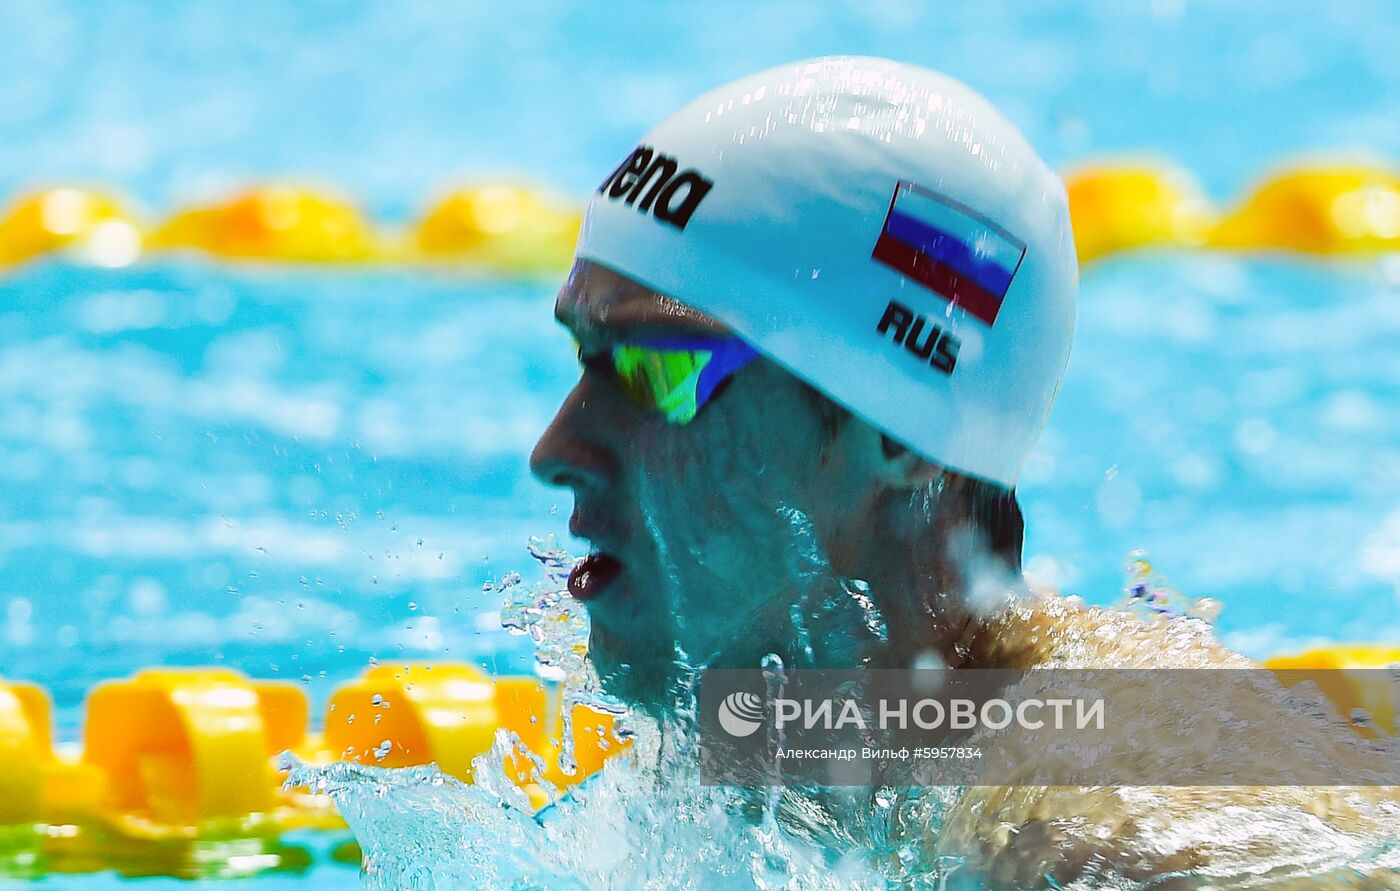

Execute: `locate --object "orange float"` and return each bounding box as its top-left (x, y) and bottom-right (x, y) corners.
top-left (82, 668), bottom-right (307, 827)
top-left (149, 186), bottom-right (379, 262)
top-left (1265, 645), bottom-right (1400, 737)
top-left (416, 183), bottom-right (581, 273)
top-left (320, 663), bottom-right (628, 808)
top-left (2, 162), bottom-right (1398, 275)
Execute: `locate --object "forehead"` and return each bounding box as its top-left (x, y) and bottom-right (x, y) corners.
top-left (554, 260), bottom-right (729, 338)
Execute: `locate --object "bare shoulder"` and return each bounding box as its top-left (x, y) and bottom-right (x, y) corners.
top-left (926, 595), bottom-right (1400, 887)
top-left (932, 784), bottom-right (1400, 889)
top-left (973, 593), bottom-right (1250, 669)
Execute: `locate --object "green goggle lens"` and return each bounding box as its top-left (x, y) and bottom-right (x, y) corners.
top-left (573, 334), bottom-right (761, 426)
top-left (611, 344), bottom-right (713, 424)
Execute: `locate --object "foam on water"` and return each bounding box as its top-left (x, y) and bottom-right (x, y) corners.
top-left (282, 540), bottom-right (899, 889)
top-left (282, 542), bottom-right (1400, 890)
top-left (282, 534), bottom-right (934, 889)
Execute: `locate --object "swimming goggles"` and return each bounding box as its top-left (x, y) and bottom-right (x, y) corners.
top-left (576, 334), bottom-right (760, 424)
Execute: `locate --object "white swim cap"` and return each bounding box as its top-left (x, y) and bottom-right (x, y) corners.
top-left (575, 56), bottom-right (1077, 489)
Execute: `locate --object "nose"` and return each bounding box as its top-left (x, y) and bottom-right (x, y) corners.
top-left (530, 381), bottom-right (617, 494)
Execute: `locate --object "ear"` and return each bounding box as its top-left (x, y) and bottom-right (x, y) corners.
top-left (879, 433), bottom-right (944, 488)
top-left (842, 417), bottom-right (944, 490)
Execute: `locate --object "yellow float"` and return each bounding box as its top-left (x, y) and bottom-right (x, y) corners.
top-left (319, 662), bottom-right (626, 808)
top-left (0, 665), bottom-right (630, 878)
top-left (0, 665), bottom-right (627, 835)
top-left (1063, 163), bottom-right (1214, 263)
top-left (0, 188), bottom-right (144, 268)
top-left (2, 162), bottom-right (1398, 274)
top-left (148, 186), bottom-right (380, 263)
top-left (0, 647), bottom-right (1394, 877)
top-left (82, 668), bottom-right (308, 829)
top-left (0, 680), bottom-right (48, 826)
top-left (1263, 645), bottom-right (1400, 737)
top-left (323, 662), bottom-right (545, 779)
top-left (415, 183), bottom-right (581, 274)
top-left (1209, 165), bottom-right (1400, 255)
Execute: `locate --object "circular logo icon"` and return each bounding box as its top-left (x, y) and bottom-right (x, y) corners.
top-left (717, 691), bottom-right (765, 738)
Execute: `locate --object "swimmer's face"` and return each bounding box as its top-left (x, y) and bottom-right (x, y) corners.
top-left (531, 260), bottom-right (888, 707)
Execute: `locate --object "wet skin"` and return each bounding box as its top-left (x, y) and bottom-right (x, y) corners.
top-left (529, 259), bottom-right (963, 708)
top-left (527, 261), bottom-right (1400, 887)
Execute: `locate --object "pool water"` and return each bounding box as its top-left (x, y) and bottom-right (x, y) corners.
top-left (2, 253), bottom-right (1397, 746)
top-left (3, 1), bottom-right (1398, 216)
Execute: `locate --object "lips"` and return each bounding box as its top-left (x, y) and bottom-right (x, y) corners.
top-left (568, 552), bottom-right (623, 601)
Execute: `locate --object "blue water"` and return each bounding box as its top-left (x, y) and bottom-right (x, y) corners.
top-left (0, 0), bottom-right (1397, 730)
top-left (2, 252), bottom-right (1397, 745)
top-left (0, 263), bottom-right (572, 732)
top-left (1, 1), bottom-right (1398, 215)
top-left (2, 1), bottom-right (1400, 886)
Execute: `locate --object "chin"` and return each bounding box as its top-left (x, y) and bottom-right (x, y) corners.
top-left (588, 624), bottom-right (686, 712)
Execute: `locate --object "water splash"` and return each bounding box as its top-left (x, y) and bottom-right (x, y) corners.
top-left (280, 756), bottom-right (551, 890)
top-left (281, 720), bottom-right (895, 889)
top-left (281, 536), bottom-right (903, 888)
top-left (1117, 548), bottom-right (1221, 623)
top-left (283, 541), bottom-right (1400, 889)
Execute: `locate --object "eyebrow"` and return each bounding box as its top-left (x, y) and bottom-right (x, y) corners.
top-left (554, 293), bottom-right (728, 339)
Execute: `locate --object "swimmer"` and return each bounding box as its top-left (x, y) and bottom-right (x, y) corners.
top-left (529, 57), bottom-right (1398, 887)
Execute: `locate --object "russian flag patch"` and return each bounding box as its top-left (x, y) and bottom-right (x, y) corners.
top-left (871, 181), bottom-right (1026, 327)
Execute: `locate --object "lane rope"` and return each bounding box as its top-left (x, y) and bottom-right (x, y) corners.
top-left (2, 162), bottom-right (1398, 276)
